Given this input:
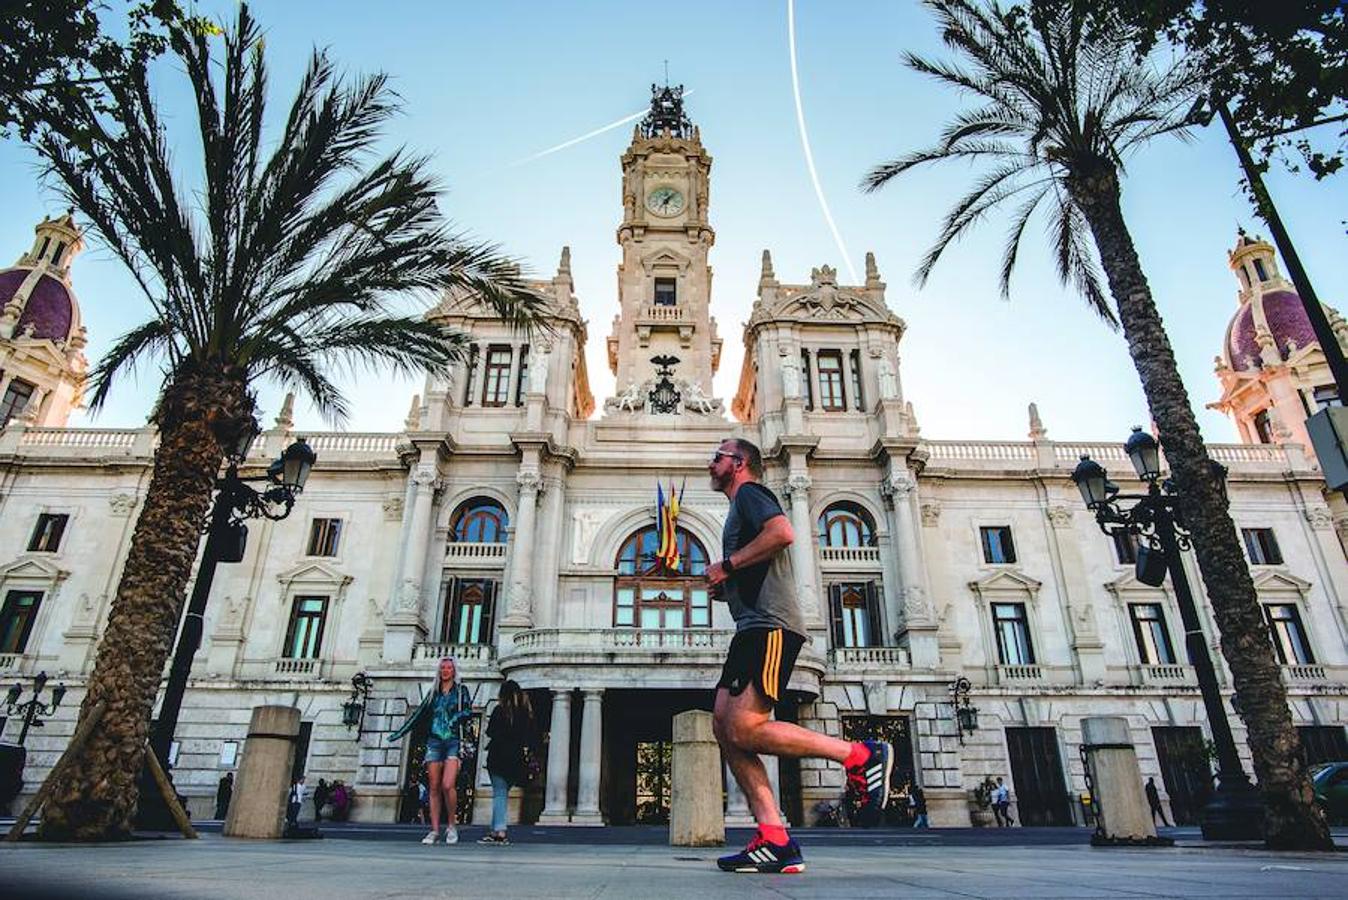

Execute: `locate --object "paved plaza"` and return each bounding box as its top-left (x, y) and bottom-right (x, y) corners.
top-left (2, 826), bottom-right (1345, 899)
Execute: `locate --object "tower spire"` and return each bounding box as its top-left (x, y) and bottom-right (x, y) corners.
top-left (640, 83), bottom-right (693, 139)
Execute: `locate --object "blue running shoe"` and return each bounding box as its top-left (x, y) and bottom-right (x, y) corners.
top-left (716, 835), bottom-right (806, 874)
top-left (847, 740), bottom-right (893, 813)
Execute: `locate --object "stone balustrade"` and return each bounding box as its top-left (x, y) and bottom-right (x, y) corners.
top-left (1284, 664), bottom-right (1327, 683)
top-left (444, 542), bottom-right (508, 564)
top-left (305, 433), bottom-right (401, 454)
top-left (828, 646), bottom-right (911, 669)
top-left (512, 628), bottom-right (733, 652)
top-left (20, 427), bottom-right (141, 449)
top-left (818, 546), bottom-right (882, 567)
top-left (0, 653), bottom-right (19, 672)
top-left (997, 664), bottom-right (1043, 682)
top-left (273, 658), bottom-right (319, 677)
top-left (413, 642), bottom-right (495, 663)
top-left (638, 304), bottom-right (690, 323)
top-left (1140, 664), bottom-right (1192, 686)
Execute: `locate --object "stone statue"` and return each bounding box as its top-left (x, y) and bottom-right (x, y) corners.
top-left (682, 379), bottom-right (717, 414)
top-left (877, 355), bottom-right (899, 400)
top-left (527, 342), bottom-right (551, 394)
top-left (615, 379), bottom-right (644, 412)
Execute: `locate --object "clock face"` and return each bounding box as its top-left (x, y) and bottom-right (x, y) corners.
top-left (646, 186), bottom-right (686, 217)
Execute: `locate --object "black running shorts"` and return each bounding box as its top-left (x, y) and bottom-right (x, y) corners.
top-left (717, 627), bottom-right (805, 703)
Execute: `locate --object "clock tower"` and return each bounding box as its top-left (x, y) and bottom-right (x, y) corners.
top-left (604, 85), bottom-right (723, 416)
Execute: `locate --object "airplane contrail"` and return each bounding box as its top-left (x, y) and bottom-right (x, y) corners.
top-left (787, 0), bottom-right (859, 284)
top-left (510, 89), bottom-right (698, 167)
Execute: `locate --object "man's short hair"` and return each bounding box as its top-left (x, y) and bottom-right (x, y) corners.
top-left (728, 438), bottom-right (764, 479)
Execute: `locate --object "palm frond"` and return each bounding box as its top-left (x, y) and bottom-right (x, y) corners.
top-left (85, 319), bottom-right (175, 411)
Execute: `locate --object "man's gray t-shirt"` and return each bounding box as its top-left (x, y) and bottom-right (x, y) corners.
top-left (721, 481), bottom-right (806, 638)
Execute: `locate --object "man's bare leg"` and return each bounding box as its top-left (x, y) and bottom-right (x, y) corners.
top-left (714, 685), bottom-right (855, 826)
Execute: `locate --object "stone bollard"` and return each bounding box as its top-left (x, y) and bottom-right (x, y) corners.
top-left (1081, 717), bottom-right (1167, 846)
top-left (670, 710), bottom-right (724, 847)
top-left (224, 706), bottom-right (300, 839)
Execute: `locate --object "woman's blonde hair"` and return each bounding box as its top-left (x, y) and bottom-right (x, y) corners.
top-left (429, 656), bottom-right (461, 695)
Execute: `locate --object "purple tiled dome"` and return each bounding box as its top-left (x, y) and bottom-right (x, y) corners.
top-left (0, 268), bottom-right (73, 342)
top-left (1225, 290), bottom-right (1318, 370)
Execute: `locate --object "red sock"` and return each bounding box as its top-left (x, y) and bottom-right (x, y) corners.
top-left (758, 823), bottom-right (789, 845)
top-left (843, 741), bottom-right (868, 770)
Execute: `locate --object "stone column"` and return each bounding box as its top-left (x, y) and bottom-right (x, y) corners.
top-left (539, 688), bottom-right (573, 824)
top-left (501, 469), bottom-right (541, 627)
top-left (505, 342), bottom-right (523, 407)
top-left (805, 349), bottom-right (819, 411)
top-left (224, 706), bottom-right (299, 839)
top-left (724, 761), bottom-right (753, 824)
top-left (572, 689), bottom-right (604, 825)
top-left (383, 462), bottom-right (437, 662)
top-left (784, 472), bottom-right (822, 628)
top-left (669, 710), bottom-right (725, 846)
top-left (883, 468), bottom-right (939, 667)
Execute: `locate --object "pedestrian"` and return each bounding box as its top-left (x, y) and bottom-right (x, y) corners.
top-left (287, 775), bottom-right (306, 827)
top-left (1145, 776), bottom-right (1171, 827)
top-left (331, 780), bottom-right (351, 822)
top-left (214, 772), bottom-right (233, 820)
top-left (388, 656), bottom-right (473, 845)
top-left (706, 438), bottom-right (893, 875)
top-left (313, 777), bottom-right (330, 823)
top-left (991, 777), bottom-right (1014, 826)
top-left (479, 679), bottom-right (537, 845)
top-left (417, 778), bottom-right (430, 825)
top-left (909, 782), bottom-right (929, 828)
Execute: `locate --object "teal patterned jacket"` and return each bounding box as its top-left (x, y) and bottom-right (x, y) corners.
top-left (387, 684), bottom-right (472, 743)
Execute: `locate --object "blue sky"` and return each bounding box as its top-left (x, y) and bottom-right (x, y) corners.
top-left (2, 1), bottom-right (1344, 441)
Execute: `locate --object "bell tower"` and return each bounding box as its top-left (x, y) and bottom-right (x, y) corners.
top-left (604, 85), bottom-right (723, 415)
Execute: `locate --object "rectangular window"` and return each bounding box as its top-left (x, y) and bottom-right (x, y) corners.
top-left (615, 587), bottom-right (636, 626)
top-left (992, 602), bottom-right (1034, 665)
top-left (653, 277), bottom-right (677, 306)
top-left (282, 595), bottom-right (328, 659)
top-left (515, 344), bottom-right (529, 406)
top-left (462, 345), bottom-right (479, 406)
top-left (689, 588), bottom-right (710, 627)
top-left (481, 346), bottom-right (512, 406)
top-left (168, 740), bottom-right (180, 767)
top-left (1241, 528), bottom-right (1282, 565)
top-left (0, 379), bottom-right (34, 426)
top-left (0, 590), bottom-right (42, 654)
top-left (1112, 531), bottom-right (1139, 565)
top-left (220, 741), bottom-right (239, 767)
top-left (849, 349), bottom-right (863, 411)
top-left (828, 582), bottom-right (883, 649)
top-left (1265, 603), bottom-right (1314, 665)
top-left (816, 350), bottom-right (846, 411)
top-left (306, 518), bottom-right (342, 557)
top-left (801, 349), bottom-right (814, 410)
top-left (1312, 384), bottom-right (1341, 410)
top-left (441, 577), bottom-right (497, 644)
top-left (28, 513), bottom-right (69, 553)
top-left (1252, 258), bottom-right (1269, 281)
top-left (1129, 603), bottom-right (1176, 665)
top-left (1252, 411), bottom-right (1273, 444)
top-left (980, 526), bottom-right (1016, 564)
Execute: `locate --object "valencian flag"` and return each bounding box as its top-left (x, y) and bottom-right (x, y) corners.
top-left (656, 479), bottom-right (685, 571)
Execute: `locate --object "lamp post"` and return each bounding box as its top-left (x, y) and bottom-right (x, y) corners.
top-left (135, 427), bottom-right (316, 830)
top-left (5, 671), bottom-right (66, 746)
top-left (342, 673), bottom-right (374, 734)
top-left (1071, 428), bottom-right (1262, 841)
top-left (949, 676), bottom-right (979, 745)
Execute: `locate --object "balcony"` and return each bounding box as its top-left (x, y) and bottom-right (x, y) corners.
top-left (274, 658), bottom-right (320, 677)
top-left (829, 646), bottom-right (910, 671)
top-left (635, 304), bottom-right (694, 347)
top-left (414, 642), bottom-right (496, 664)
top-left (997, 664), bottom-right (1043, 683)
top-left (0, 653), bottom-right (20, 672)
top-left (512, 628), bottom-right (732, 652)
top-left (818, 546), bottom-right (882, 570)
top-left (1140, 664), bottom-right (1193, 686)
top-left (444, 542), bottom-right (507, 567)
top-left (1283, 664), bottom-right (1327, 684)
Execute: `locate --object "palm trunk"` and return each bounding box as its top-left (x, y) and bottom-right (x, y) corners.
top-left (39, 364), bottom-right (253, 841)
top-left (1067, 163), bottom-right (1333, 851)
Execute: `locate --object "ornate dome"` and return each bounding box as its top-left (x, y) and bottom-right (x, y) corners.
top-left (0, 268), bottom-right (74, 342)
top-left (1223, 289), bottom-right (1321, 371)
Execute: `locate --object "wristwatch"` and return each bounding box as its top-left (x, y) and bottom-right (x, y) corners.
top-left (722, 557), bottom-right (736, 575)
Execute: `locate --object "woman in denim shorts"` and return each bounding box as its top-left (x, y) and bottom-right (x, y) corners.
top-left (389, 657), bottom-right (473, 844)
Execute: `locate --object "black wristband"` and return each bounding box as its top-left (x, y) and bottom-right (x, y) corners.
top-left (722, 557), bottom-right (736, 574)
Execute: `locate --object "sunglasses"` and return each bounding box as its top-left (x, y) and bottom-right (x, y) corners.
top-left (711, 450), bottom-right (743, 463)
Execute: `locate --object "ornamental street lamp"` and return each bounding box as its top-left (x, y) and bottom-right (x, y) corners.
top-left (1071, 428), bottom-right (1261, 841)
top-left (342, 673), bottom-right (374, 733)
top-left (136, 430), bottom-right (316, 830)
top-left (949, 676), bottom-right (979, 745)
top-left (5, 671), bottom-right (66, 746)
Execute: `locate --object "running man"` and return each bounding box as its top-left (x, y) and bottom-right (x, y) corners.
top-left (707, 437), bottom-right (892, 874)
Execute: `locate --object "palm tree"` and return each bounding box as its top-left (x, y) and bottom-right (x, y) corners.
top-left (863, 0), bottom-right (1332, 851)
top-left (22, 6), bottom-right (542, 841)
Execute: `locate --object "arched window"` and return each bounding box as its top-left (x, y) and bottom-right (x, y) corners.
top-left (818, 502), bottom-right (877, 548)
top-left (449, 498), bottom-right (509, 543)
top-left (614, 526), bottom-right (710, 629)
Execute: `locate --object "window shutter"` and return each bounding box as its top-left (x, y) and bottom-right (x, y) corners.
top-left (828, 584), bottom-right (846, 649)
top-left (864, 581), bottom-right (884, 648)
top-left (482, 580), bottom-right (498, 644)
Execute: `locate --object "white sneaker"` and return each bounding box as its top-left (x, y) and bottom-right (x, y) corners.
top-left (444, 825), bottom-right (459, 844)
top-left (421, 831), bottom-right (439, 845)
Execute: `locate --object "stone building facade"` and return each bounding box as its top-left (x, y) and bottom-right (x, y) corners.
top-left (1, 88), bottom-right (1345, 828)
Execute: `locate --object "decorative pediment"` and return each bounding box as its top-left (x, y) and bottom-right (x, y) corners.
top-left (0, 555), bottom-right (70, 584)
top-left (756, 273), bottom-right (902, 327)
top-left (1250, 569), bottom-right (1312, 596)
top-left (1103, 571), bottom-right (1171, 601)
top-left (968, 569), bottom-right (1041, 599)
top-left (638, 247), bottom-right (692, 273)
top-left (275, 560), bottom-right (353, 590)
